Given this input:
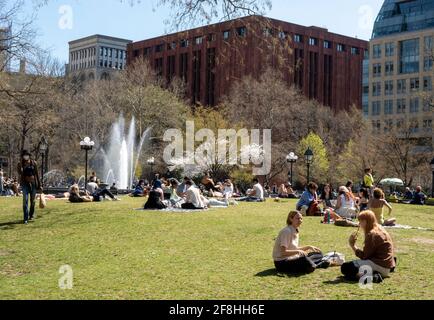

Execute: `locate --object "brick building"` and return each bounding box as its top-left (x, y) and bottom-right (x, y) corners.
top-left (127, 15), bottom-right (368, 110)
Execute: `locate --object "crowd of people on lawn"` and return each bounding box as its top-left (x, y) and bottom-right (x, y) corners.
top-left (7, 151), bottom-right (432, 284)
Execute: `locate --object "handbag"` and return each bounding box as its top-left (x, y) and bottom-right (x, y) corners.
top-left (39, 193), bottom-right (47, 209)
top-left (322, 252), bottom-right (346, 266)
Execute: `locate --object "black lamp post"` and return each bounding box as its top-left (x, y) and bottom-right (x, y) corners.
top-left (80, 137), bottom-right (94, 191)
top-left (286, 152), bottom-right (298, 186)
top-left (431, 158), bottom-right (434, 198)
top-left (39, 136), bottom-right (48, 187)
top-left (147, 157), bottom-right (155, 182)
top-left (304, 147), bottom-right (314, 184)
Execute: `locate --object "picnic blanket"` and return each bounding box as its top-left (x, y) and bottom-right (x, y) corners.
top-left (383, 224), bottom-right (433, 232)
top-left (134, 208), bottom-right (211, 213)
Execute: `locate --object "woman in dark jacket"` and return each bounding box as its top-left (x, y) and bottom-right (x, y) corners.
top-left (17, 150), bottom-right (42, 224)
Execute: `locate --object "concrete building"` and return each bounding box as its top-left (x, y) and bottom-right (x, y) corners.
top-left (366, 0), bottom-right (434, 151)
top-left (127, 15), bottom-right (368, 110)
top-left (68, 35), bottom-right (132, 81)
top-left (0, 25), bottom-right (12, 72)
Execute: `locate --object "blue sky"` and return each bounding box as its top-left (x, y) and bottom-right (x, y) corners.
top-left (20, 0), bottom-right (383, 64)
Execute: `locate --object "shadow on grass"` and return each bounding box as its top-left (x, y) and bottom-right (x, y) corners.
top-left (323, 276), bottom-right (358, 285)
top-left (255, 268), bottom-right (312, 278)
top-left (0, 220), bottom-right (24, 230)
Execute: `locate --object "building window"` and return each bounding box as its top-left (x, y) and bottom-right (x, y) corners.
top-left (372, 120), bottom-right (381, 133)
top-left (384, 119), bottom-right (393, 133)
top-left (410, 120), bottom-right (420, 133)
top-left (397, 79), bottom-right (407, 94)
top-left (168, 42), bottom-right (176, 50)
top-left (294, 34), bottom-right (303, 43)
top-left (397, 99), bottom-right (406, 114)
top-left (385, 42), bottom-right (395, 57)
top-left (424, 56), bottom-right (433, 71)
top-left (372, 82), bottom-right (381, 97)
top-left (119, 63), bottom-right (123, 70)
top-left (337, 44), bottom-right (345, 52)
top-left (324, 40), bottom-right (332, 49)
top-left (423, 97), bottom-right (432, 111)
top-left (144, 47), bottom-right (152, 55)
top-left (181, 39), bottom-right (189, 48)
top-left (424, 76), bottom-right (432, 91)
top-left (309, 37), bottom-right (318, 46)
top-left (156, 44), bottom-right (164, 53)
top-left (385, 80), bottom-right (394, 96)
top-left (384, 100), bottom-right (394, 115)
top-left (207, 34), bottom-right (216, 42)
top-left (363, 103), bottom-right (369, 116)
top-left (179, 52), bottom-right (188, 82)
top-left (410, 77), bottom-right (420, 91)
top-left (373, 63), bottom-right (382, 78)
top-left (278, 31), bottom-right (288, 40)
top-left (133, 49), bottom-right (140, 58)
top-left (263, 28), bottom-right (273, 37)
top-left (372, 101), bottom-right (381, 116)
top-left (100, 47), bottom-right (103, 57)
top-left (104, 47), bottom-right (107, 57)
top-left (385, 61), bottom-right (394, 76)
top-left (351, 47), bottom-right (360, 55)
top-left (410, 98), bottom-right (420, 113)
top-left (399, 39), bottom-right (420, 74)
top-left (109, 48), bottom-right (112, 58)
top-left (223, 30), bottom-right (231, 40)
top-left (373, 44), bottom-right (381, 58)
top-left (195, 36), bottom-right (203, 45)
top-left (236, 27), bottom-right (247, 37)
top-left (423, 119), bottom-right (433, 132)
top-left (424, 36), bottom-right (433, 52)
top-left (115, 49), bottom-right (118, 59)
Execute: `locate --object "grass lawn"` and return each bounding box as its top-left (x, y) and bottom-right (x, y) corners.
top-left (0, 196), bottom-right (433, 300)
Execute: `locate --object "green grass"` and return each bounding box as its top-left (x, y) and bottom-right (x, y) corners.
top-left (0, 196), bottom-right (433, 300)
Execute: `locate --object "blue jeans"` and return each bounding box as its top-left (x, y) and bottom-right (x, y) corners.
top-left (22, 182), bottom-right (37, 222)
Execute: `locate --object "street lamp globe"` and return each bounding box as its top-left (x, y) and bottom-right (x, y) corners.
top-left (147, 157), bottom-right (155, 166)
top-left (286, 152), bottom-right (298, 163)
top-left (40, 136), bottom-right (48, 153)
top-left (304, 147), bottom-right (314, 164)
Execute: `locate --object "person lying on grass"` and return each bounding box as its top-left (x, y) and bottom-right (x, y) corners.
top-left (69, 184), bottom-right (93, 203)
top-left (341, 210), bottom-right (396, 283)
top-left (273, 211), bottom-right (330, 275)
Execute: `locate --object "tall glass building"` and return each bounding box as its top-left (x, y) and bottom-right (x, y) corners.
top-left (366, 0), bottom-right (434, 152)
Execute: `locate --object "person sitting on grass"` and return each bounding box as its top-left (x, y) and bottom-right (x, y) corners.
top-left (222, 179), bottom-right (234, 199)
top-left (181, 180), bottom-right (206, 210)
top-left (403, 187), bottom-right (414, 201)
top-left (341, 210), bottom-right (396, 283)
top-left (296, 182), bottom-right (322, 216)
top-left (169, 179), bottom-right (184, 207)
top-left (358, 188), bottom-right (370, 212)
top-left (320, 184), bottom-right (335, 209)
top-left (368, 188), bottom-right (396, 226)
top-left (278, 183), bottom-right (290, 198)
top-left (410, 186), bottom-right (427, 205)
top-left (69, 185), bottom-right (93, 203)
top-left (86, 179), bottom-right (120, 202)
top-left (273, 211), bottom-right (329, 275)
top-left (131, 180), bottom-right (146, 197)
top-left (334, 186), bottom-right (357, 219)
top-left (238, 178), bottom-right (265, 202)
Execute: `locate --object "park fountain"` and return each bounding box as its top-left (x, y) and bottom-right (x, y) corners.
top-left (102, 115), bottom-right (152, 190)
